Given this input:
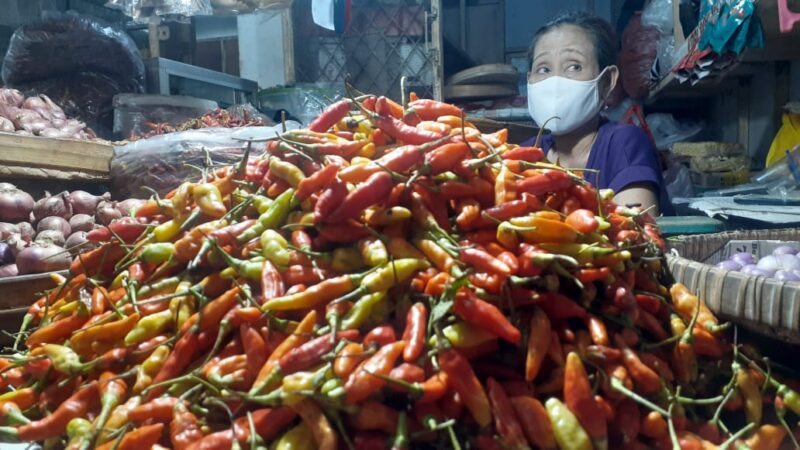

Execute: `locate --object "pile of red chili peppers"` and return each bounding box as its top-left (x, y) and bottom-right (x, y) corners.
top-left (2, 93), bottom-right (799, 450)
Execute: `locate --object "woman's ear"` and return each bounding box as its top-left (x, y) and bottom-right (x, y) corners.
top-left (600, 65), bottom-right (620, 101)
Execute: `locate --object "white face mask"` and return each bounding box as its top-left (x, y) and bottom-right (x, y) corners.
top-left (527, 68), bottom-right (608, 136)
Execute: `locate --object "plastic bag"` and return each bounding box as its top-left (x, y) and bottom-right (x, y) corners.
top-left (641, 0), bottom-right (674, 35)
top-left (1, 12), bottom-right (144, 90)
top-left (110, 124), bottom-right (301, 198)
top-left (664, 163), bottom-right (695, 200)
top-left (766, 111), bottom-right (800, 168)
top-left (647, 113), bottom-right (705, 151)
top-left (619, 12), bottom-right (660, 100)
top-left (113, 94), bottom-right (219, 140)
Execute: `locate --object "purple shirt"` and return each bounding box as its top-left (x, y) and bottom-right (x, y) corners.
top-left (524, 120), bottom-right (673, 215)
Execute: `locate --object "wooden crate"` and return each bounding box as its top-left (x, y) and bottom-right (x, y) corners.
top-left (0, 132), bottom-right (113, 181)
top-left (0, 271), bottom-right (68, 347)
top-left (667, 228), bottom-right (800, 343)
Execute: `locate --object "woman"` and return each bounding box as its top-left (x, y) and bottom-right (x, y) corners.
top-left (525, 11), bottom-right (672, 216)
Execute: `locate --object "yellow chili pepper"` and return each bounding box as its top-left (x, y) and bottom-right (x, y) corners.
top-left (364, 206), bottom-right (412, 226)
top-left (133, 345), bottom-right (170, 394)
top-left (269, 158), bottom-right (306, 188)
top-left (124, 309), bottom-right (173, 346)
top-left (274, 423), bottom-right (316, 450)
top-left (358, 238), bottom-right (389, 267)
top-left (193, 183), bottom-right (227, 218)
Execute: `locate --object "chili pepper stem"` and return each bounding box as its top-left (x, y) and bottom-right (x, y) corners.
top-left (610, 378), bottom-right (670, 416)
top-left (777, 410), bottom-right (800, 449)
top-left (12, 313), bottom-right (33, 351)
top-left (666, 401), bottom-right (681, 450)
top-left (718, 422), bottom-right (756, 450)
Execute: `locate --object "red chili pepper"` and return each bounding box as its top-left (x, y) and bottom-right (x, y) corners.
top-left (564, 352), bottom-right (608, 444)
top-left (615, 335), bottom-right (662, 394)
top-left (345, 341), bottom-right (405, 405)
top-left (486, 377), bottom-right (528, 448)
top-left (280, 330), bottom-right (360, 374)
top-left (516, 169), bottom-right (573, 197)
top-left (537, 292), bottom-right (589, 320)
top-left (210, 220), bottom-right (257, 246)
top-left (610, 399), bottom-right (640, 445)
top-left (16, 382), bottom-right (99, 441)
top-left (424, 142), bottom-right (470, 175)
top-left (314, 178), bottom-right (349, 224)
top-left (171, 402), bottom-right (204, 450)
top-left (95, 423), bottom-right (164, 450)
top-left (460, 247), bottom-right (512, 277)
top-left (86, 217), bottom-right (148, 244)
top-left (501, 146), bottom-right (544, 163)
top-left (349, 400), bottom-right (401, 434)
top-left (407, 99), bottom-right (463, 121)
top-left (635, 294), bottom-right (662, 316)
top-left (511, 396), bottom-right (557, 450)
top-left (565, 209), bottom-right (598, 234)
top-left (437, 347), bottom-right (492, 427)
top-left (364, 325), bottom-right (397, 348)
top-left (569, 184), bottom-right (599, 211)
top-left (185, 407), bottom-right (296, 450)
top-left (376, 115), bottom-right (443, 145)
top-left (26, 312), bottom-right (89, 348)
top-left (525, 306), bottom-right (551, 382)
top-left (318, 220), bottom-right (371, 243)
top-left (326, 171), bottom-right (394, 224)
top-left (261, 259), bottom-right (285, 300)
top-left (453, 288), bottom-right (521, 344)
top-left (241, 324), bottom-right (269, 380)
top-left (376, 96), bottom-right (405, 119)
top-left (412, 183), bottom-right (450, 231)
top-left (146, 330), bottom-right (200, 400)
top-left (70, 243), bottom-right (127, 277)
top-left (308, 100), bottom-right (351, 132)
top-left (388, 363), bottom-right (426, 387)
top-left (575, 267), bottom-right (610, 284)
top-left (129, 397), bottom-right (180, 424)
top-left (402, 303), bottom-right (427, 362)
top-left (296, 163), bottom-right (340, 201)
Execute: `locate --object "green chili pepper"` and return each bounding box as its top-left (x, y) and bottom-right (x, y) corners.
top-left (43, 344), bottom-right (85, 375)
top-left (260, 230), bottom-right (291, 267)
top-left (359, 238), bottom-right (389, 267)
top-left (778, 385), bottom-right (800, 415)
top-left (331, 247), bottom-right (366, 273)
top-left (134, 345), bottom-right (170, 394)
top-left (274, 423), bottom-right (315, 450)
top-left (66, 418), bottom-right (92, 441)
top-left (545, 397), bottom-right (592, 450)
top-left (140, 243), bottom-right (175, 265)
top-left (253, 195), bottom-right (273, 214)
top-left (238, 188), bottom-right (296, 243)
top-left (341, 292), bottom-right (387, 330)
top-left (124, 309), bottom-right (173, 346)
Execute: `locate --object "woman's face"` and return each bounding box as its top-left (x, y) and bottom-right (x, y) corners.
top-left (528, 24), bottom-right (600, 84)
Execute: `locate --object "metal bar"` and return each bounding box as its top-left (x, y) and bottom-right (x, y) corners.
top-left (460, 0), bottom-right (466, 51)
top-left (432, 0), bottom-right (444, 101)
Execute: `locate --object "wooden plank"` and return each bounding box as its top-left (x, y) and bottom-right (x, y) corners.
top-left (0, 271), bottom-right (67, 311)
top-left (0, 132), bottom-right (112, 174)
top-left (0, 164), bottom-right (109, 182)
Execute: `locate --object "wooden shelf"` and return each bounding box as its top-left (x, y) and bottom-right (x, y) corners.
top-left (646, 62), bottom-right (756, 104)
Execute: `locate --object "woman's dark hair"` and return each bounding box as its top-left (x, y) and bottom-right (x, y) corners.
top-left (527, 11), bottom-right (618, 72)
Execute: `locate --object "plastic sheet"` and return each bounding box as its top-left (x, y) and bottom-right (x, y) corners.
top-left (111, 124), bottom-right (301, 198)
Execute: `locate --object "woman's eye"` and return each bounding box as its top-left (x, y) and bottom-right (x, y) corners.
top-left (535, 66), bottom-right (550, 74)
top-left (566, 64), bottom-right (582, 72)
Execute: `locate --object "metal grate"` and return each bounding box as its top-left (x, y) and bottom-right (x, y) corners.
top-left (292, 0), bottom-right (440, 102)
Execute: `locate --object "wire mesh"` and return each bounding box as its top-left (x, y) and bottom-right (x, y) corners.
top-left (292, 0), bottom-right (436, 102)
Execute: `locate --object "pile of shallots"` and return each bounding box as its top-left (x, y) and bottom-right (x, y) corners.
top-left (0, 87), bottom-right (97, 140)
top-left (0, 183), bottom-right (143, 277)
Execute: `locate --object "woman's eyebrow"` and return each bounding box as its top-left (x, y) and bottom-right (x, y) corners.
top-left (560, 48), bottom-right (587, 58)
top-left (532, 51), bottom-right (551, 63)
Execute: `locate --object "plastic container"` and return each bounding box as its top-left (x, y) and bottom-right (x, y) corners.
top-left (112, 94), bottom-right (218, 140)
top-left (258, 86), bottom-right (340, 125)
top-left (753, 145), bottom-right (800, 185)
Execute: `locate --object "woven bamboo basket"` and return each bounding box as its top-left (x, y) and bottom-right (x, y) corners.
top-left (667, 228), bottom-right (800, 343)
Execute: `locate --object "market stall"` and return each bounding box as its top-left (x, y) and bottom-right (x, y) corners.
top-left (1, 0), bottom-right (800, 449)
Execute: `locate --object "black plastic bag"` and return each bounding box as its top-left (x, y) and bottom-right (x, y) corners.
top-left (1, 12), bottom-right (144, 90)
